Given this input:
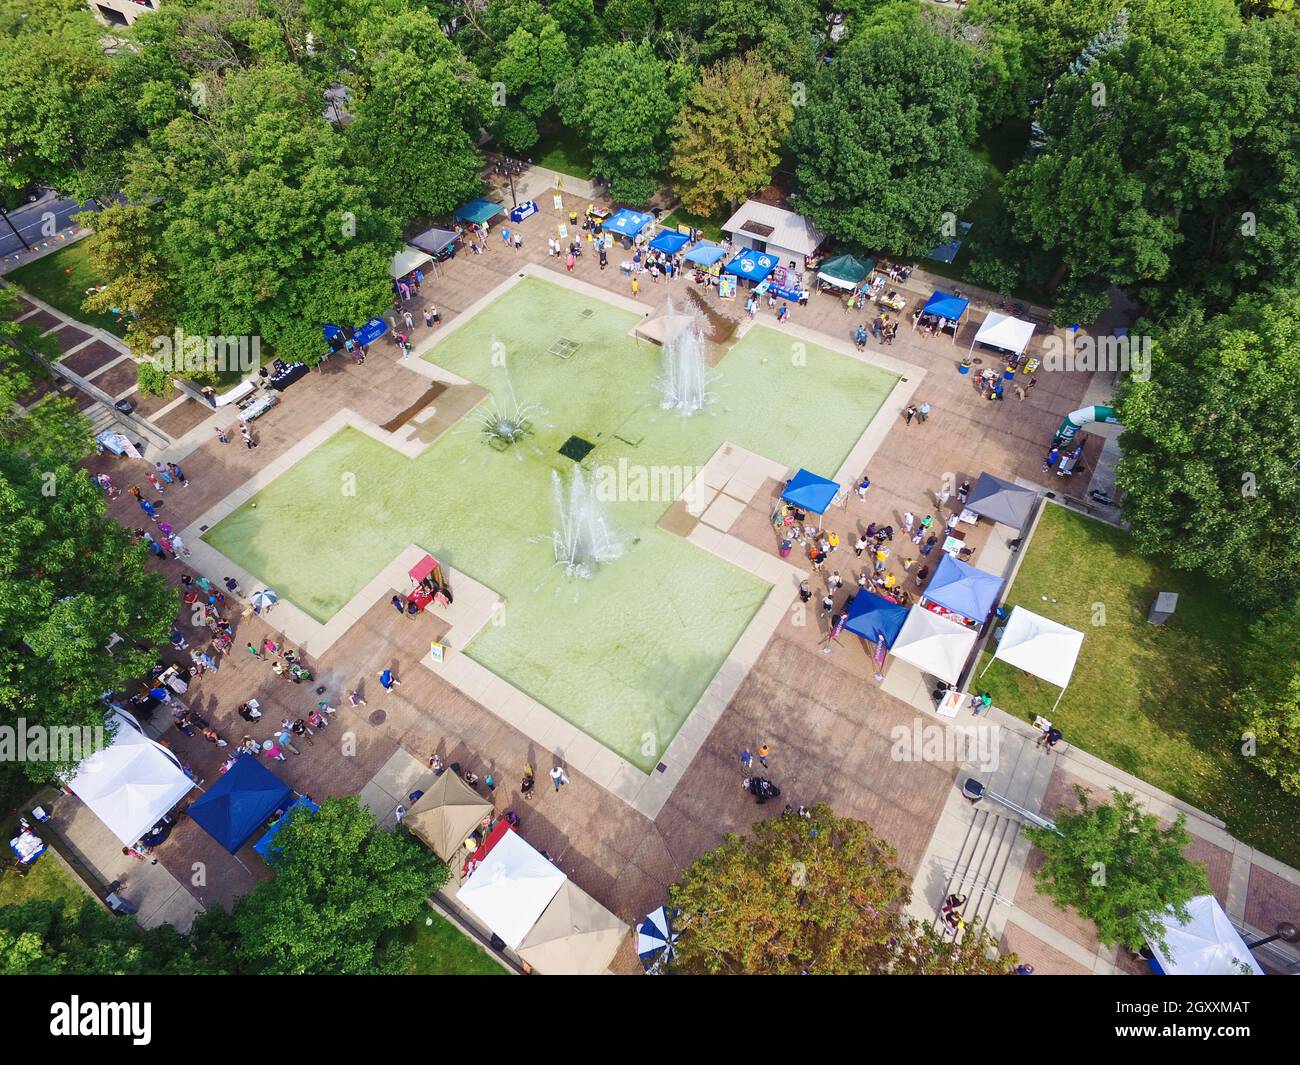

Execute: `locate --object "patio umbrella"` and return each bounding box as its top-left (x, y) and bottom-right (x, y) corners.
top-left (637, 906), bottom-right (679, 973)
top-left (250, 589), bottom-right (279, 611)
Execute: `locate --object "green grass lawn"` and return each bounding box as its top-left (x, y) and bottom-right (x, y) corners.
top-left (404, 907), bottom-right (507, 975)
top-left (661, 206), bottom-right (726, 243)
top-left (979, 503), bottom-right (1300, 866)
top-left (532, 126), bottom-right (595, 181)
top-left (0, 851), bottom-right (86, 911)
top-left (7, 240), bottom-right (126, 337)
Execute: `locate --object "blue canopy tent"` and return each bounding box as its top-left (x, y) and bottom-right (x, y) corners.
top-left (780, 468), bottom-right (840, 528)
top-left (683, 243), bottom-right (727, 267)
top-left (922, 554), bottom-right (1003, 624)
top-left (914, 291), bottom-right (970, 344)
top-left (324, 316), bottom-right (387, 356)
top-left (606, 209), bottom-right (655, 240)
top-left (844, 593), bottom-right (909, 647)
top-left (724, 248), bottom-right (779, 283)
top-left (188, 756), bottom-right (293, 854)
top-left (648, 229), bottom-right (691, 255)
top-left (453, 199), bottom-right (505, 227)
top-left (253, 795), bottom-right (319, 861)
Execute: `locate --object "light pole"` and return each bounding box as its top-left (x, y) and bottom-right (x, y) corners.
top-left (1246, 921), bottom-right (1299, 950)
top-left (0, 204), bottom-right (32, 251)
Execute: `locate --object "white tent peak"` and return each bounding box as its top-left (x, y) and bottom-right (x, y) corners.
top-left (971, 312), bottom-right (1035, 356)
top-left (890, 607), bottom-right (978, 685)
top-left (993, 606), bottom-right (1084, 690)
top-left (1149, 895), bottom-right (1263, 976)
top-left (457, 829), bottom-right (566, 950)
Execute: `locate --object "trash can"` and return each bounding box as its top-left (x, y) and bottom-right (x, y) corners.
top-left (114, 398), bottom-right (135, 414)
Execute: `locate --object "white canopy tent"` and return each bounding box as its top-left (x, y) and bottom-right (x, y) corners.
top-left (1148, 895), bottom-right (1263, 975)
top-left (457, 829), bottom-right (566, 949)
top-left (66, 709), bottom-right (195, 846)
top-left (981, 606), bottom-right (1084, 713)
top-left (970, 312), bottom-right (1035, 356)
top-left (889, 607), bottom-right (978, 685)
top-left (391, 245), bottom-right (433, 280)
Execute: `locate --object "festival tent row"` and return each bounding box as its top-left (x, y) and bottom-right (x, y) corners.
top-left (971, 311), bottom-right (1035, 357)
top-left (188, 755), bottom-right (294, 854)
top-left (1147, 896), bottom-right (1264, 975)
top-left (454, 824), bottom-right (628, 974)
top-left (648, 229), bottom-right (691, 255)
top-left (963, 473), bottom-right (1038, 532)
top-left (913, 291), bottom-right (969, 343)
top-left (780, 468), bottom-right (841, 528)
top-left (922, 554), bottom-right (1003, 625)
top-left (889, 607), bottom-right (978, 685)
top-left (817, 253), bottom-right (874, 290)
top-left (981, 606), bottom-right (1084, 714)
top-left (683, 243), bottom-right (728, 267)
top-left (724, 247), bottom-right (779, 283)
top-left (453, 199), bottom-right (505, 227)
top-left (66, 709), bottom-right (196, 847)
top-left (606, 208), bottom-right (655, 239)
top-left (405, 769), bottom-right (493, 862)
top-left (391, 245), bottom-right (432, 280)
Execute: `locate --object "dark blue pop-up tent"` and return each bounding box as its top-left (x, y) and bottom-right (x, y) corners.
top-left (189, 756), bottom-right (293, 854)
top-left (648, 229), bottom-right (690, 255)
top-left (253, 795), bottom-right (319, 861)
top-left (781, 468), bottom-right (840, 518)
top-left (324, 316), bottom-right (388, 354)
top-left (683, 243), bottom-right (727, 266)
top-left (606, 209), bottom-right (655, 238)
top-left (844, 593), bottom-right (909, 647)
top-left (915, 291), bottom-right (969, 343)
top-left (923, 554), bottom-right (1003, 623)
top-left (724, 248), bottom-right (779, 282)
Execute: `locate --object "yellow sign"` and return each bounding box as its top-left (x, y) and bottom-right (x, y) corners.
top-left (429, 642), bottom-right (446, 663)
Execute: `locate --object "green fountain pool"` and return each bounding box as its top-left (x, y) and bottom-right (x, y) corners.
top-left (205, 277), bottom-right (898, 770)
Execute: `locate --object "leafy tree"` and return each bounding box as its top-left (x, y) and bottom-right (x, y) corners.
top-left (668, 805), bottom-right (1010, 974)
top-left (560, 41), bottom-right (691, 201)
top-left (1235, 605), bottom-right (1300, 797)
top-left (227, 797), bottom-right (446, 974)
top-left (790, 10), bottom-right (984, 255)
top-left (125, 62), bottom-right (399, 363)
top-left (347, 11), bottom-right (491, 221)
top-left (0, 898), bottom-right (202, 975)
top-left (669, 54), bottom-right (792, 217)
top-left (0, 441), bottom-right (176, 784)
top-left (489, 8), bottom-right (575, 150)
top-left (1115, 289), bottom-right (1300, 606)
top-left (686, 0), bottom-right (821, 75)
top-left (1025, 787), bottom-right (1209, 951)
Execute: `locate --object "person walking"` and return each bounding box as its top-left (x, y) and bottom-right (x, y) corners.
top-left (630, 276), bottom-right (639, 299)
top-left (918, 402), bottom-right (931, 423)
top-left (347, 689), bottom-right (367, 709)
top-left (904, 405), bottom-right (917, 425)
top-left (798, 579), bottom-right (812, 604)
top-left (957, 480), bottom-right (971, 504)
top-left (756, 744), bottom-right (770, 769)
top-left (821, 592), bottom-right (834, 616)
top-left (854, 535), bottom-right (868, 557)
top-left (1037, 725), bottom-right (1063, 752)
top-left (216, 426), bottom-right (230, 444)
top-left (501, 225), bottom-right (510, 247)
top-left (139, 498), bottom-right (158, 522)
top-left (550, 765), bottom-right (569, 792)
top-left (390, 594), bottom-right (407, 616)
top-left (565, 251), bottom-right (575, 272)
top-left (154, 463), bottom-right (174, 486)
top-left (902, 511), bottom-right (915, 534)
top-left (378, 668), bottom-right (401, 694)
top-left (513, 231), bottom-right (522, 251)
top-left (828, 571), bottom-right (843, 593)
top-left (855, 474), bottom-right (871, 499)
top-left (168, 462), bottom-right (189, 486)
top-left (741, 749), bottom-right (754, 771)
top-left (246, 641), bottom-right (264, 661)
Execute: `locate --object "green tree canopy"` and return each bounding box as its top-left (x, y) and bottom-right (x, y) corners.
top-left (668, 805), bottom-right (1010, 974)
top-left (789, 10), bottom-right (984, 256)
top-left (226, 797), bottom-right (447, 974)
top-left (669, 53), bottom-right (792, 218)
top-left (560, 40), bottom-right (691, 202)
top-left (1025, 787), bottom-right (1209, 951)
top-left (1115, 288), bottom-right (1300, 606)
top-left (1235, 604), bottom-right (1300, 797)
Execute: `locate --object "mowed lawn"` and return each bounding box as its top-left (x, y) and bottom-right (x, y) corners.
top-left (403, 908), bottom-right (506, 975)
top-left (0, 851), bottom-right (86, 911)
top-left (7, 240), bottom-right (125, 337)
top-left (978, 503), bottom-right (1300, 866)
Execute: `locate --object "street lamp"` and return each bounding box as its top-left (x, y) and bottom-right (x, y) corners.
top-left (1246, 921), bottom-right (1300, 950)
top-left (0, 204), bottom-right (31, 251)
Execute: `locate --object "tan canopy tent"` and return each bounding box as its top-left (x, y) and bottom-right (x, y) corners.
top-left (405, 771), bottom-right (493, 861)
top-left (516, 879), bottom-right (628, 975)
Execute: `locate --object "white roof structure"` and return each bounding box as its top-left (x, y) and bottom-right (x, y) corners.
top-left (391, 245), bottom-right (432, 279)
top-left (992, 607), bottom-right (1084, 690)
top-left (890, 607), bottom-right (978, 685)
top-left (971, 312), bottom-right (1035, 356)
top-left (1149, 895), bottom-right (1263, 975)
top-left (721, 200), bottom-right (826, 257)
top-left (67, 710), bottom-right (195, 846)
top-left (457, 829), bottom-right (566, 949)
top-left (516, 879), bottom-right (628, 975)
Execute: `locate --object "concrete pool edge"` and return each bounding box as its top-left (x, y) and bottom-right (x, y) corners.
top-left (183, 271), bottom-right (926, 818)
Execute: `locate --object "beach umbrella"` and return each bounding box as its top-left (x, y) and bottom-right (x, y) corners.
top-left (637, 906), bottom-right (679, 973)
top-left (250, 589), bottom-right (278, 611)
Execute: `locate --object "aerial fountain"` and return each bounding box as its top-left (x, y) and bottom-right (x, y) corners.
top-left (551, 463), bottom-right (624, 579)
top-left (655, 298), bottom-right (716, 415)
top-left (476, 335), bottom-right (543, 454)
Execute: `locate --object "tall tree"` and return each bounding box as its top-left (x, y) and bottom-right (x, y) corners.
top-left (0, 441), bottom-right (177, 784)
top-left (225, 797), bottom-right (447, 974)
top-left (686, 0), bottom-right (821, 75)
top-left (0, 898), bottom-right (202, 975)
top-left (489, 7), bottom-right (575, 151)
top-left (790, 10), bottom-right (984, 255)
top-left (1025, 787), bottom-right (1209, 952)
top-left (559, 40), bottom-right (691, 202)
top-left (347, 10), bottom-right (491, 220)
top-left (668, 805), bottom-right (1010, 974)
top-left (669, 53), bottom-right (793, 217)
top-left (1234, 605), bottom-right (1300, 797)
top-left (1115, 288), bottom-right (1300, 606)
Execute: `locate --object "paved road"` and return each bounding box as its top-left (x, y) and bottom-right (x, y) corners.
top-left (0, 191), bottom-right (94, 258)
